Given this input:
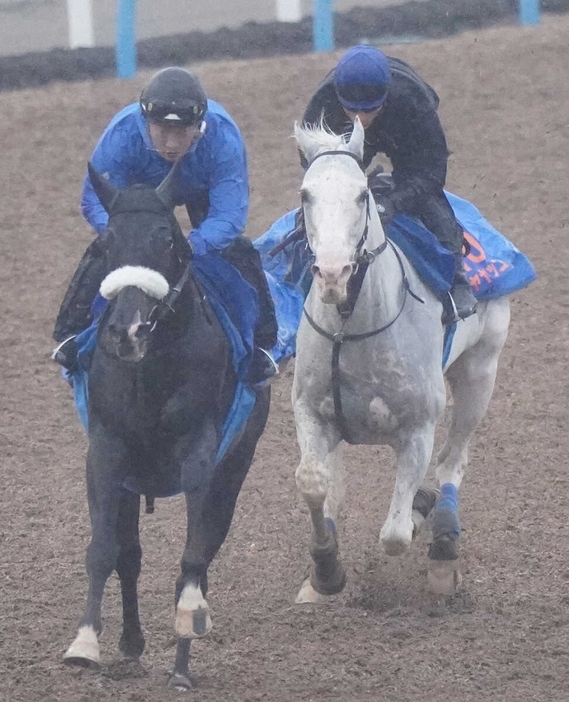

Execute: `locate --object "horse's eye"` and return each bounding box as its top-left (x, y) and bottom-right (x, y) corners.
top-left (151, 226), bottom-right (172, 248)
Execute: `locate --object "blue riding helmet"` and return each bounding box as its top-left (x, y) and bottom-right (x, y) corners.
top-left (334, 45), bottom-right (391, 112)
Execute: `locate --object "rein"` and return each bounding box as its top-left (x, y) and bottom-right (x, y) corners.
top-left (302, 148), bottom-right (422, 443)
top-left (303, 241), bottom-right (415, 443)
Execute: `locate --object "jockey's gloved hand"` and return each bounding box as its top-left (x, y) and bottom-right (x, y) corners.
top-left (367, 165), bottom-right (387, 195)
top-left (375, 195), bottom-right (396, 230)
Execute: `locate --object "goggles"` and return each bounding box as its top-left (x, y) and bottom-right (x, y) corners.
top-left (336, 83), bottom-right (388, 112)
top-left (141, 98), bottom-right (206, 126)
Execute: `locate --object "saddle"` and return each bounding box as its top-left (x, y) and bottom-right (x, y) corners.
top-left (255, 186), bottom-right (536, 367)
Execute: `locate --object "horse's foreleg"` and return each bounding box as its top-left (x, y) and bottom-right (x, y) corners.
top-left (64, 436), bottom-right (125, 668)
top-left (65, 548), bottom-right (117, 667)
top-left (116, 489), bottom-right (145, 661)
top-left (294, 407), bottom-right (345, 602)
top-left (380, 428), bottom-right (436, 556)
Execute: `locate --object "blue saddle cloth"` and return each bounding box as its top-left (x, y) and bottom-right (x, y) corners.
top-left (67, 252), bottom-right (258, 487)
top-left (254, 193), bottom-right (537, 365)
top-left (446, 192), bottom-right (537, 299)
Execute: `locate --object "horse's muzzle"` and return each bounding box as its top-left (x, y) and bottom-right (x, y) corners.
top-left (311, 262), bottom-right (353, 304)
top-left (104, 321), bottom-right (151, 362)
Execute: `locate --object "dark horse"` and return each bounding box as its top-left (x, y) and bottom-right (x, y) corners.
top-left (63, 162), bottom-right (270, 689)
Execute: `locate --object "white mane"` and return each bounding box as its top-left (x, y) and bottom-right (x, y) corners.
top-left (294, 117), bottom-right (365, 164)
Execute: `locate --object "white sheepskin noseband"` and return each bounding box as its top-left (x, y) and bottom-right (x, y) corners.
top-left (100, 266), bottom-right (170, 300)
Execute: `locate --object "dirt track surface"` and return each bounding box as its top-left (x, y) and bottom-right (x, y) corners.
top-left (1, 16), bottom-right (569, 702)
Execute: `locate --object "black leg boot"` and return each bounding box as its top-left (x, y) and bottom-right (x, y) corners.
top-left (52, 239), bottom-right (107, 369)
top-left (442, 252), bottom-right (478, 325)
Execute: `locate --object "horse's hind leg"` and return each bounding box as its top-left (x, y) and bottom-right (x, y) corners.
top-left (294, 408), bottom-right (346, 604)
top-left (380, 426), bottom-right (438, 556)
top-left (430, 301), bottom-right (510, 594)
top-left (171, 390), bottom-right (270, 689)
top-left (116, 489), bottom-right (145, 661)
top-left (171, 444), bottom-right (260, 689)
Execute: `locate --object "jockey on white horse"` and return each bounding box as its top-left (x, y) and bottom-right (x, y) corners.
top-left (300, 44), bottom-right (478, 325)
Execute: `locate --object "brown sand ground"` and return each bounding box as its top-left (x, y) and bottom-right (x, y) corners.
top-left (1, 15), bottom-right (568, 702)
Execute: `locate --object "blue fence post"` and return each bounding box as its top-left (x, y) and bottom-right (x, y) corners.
top-left (519, 0), bottom-right (540, 25)
top-left (313, 0), bottom-right (334, 52)
top-left (116, 0), bottom-right (137, 79)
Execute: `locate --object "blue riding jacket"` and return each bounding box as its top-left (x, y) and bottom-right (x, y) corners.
top-left (81, 100), bottom-right (249, 256)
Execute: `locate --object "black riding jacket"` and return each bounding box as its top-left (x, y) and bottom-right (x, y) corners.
top-left (302, 57), bottom-right (450, 215)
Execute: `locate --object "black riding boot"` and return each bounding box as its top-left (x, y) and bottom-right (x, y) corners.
top-left (51, 239), bottom-right (107, 369)
top-left (413, 192), bottom-right (477, 326)
top-left (220, 236), bottom-right (279, 385)
top-left (442, 252), bottom-right (478, 325)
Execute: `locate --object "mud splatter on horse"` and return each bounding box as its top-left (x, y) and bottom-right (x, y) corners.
top-left (291, 120), bottom-right (510, 602)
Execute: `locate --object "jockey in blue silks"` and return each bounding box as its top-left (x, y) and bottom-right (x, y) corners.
top-left (52, 67), bottom-right (278, 385)
top-left (300, 45), bottom-right (478, 325)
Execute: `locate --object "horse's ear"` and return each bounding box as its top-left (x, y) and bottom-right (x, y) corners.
top-left (88, 162), bottom-right (119, 213)
top-left (293, 121), bottom-right (310, 161)
top-left (156, 158), bottom-right (183, 210)
top-left (347, 117), bottom-right (365, 162)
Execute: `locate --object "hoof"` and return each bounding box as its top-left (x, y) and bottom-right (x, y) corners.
top-left (64, 626), bottom-right (100, 668)
top-left (63, 653), bottom-right (100, 670)
top-left (295, 577), bottom-right (329, 604)
top-left (427, 558), bottom-right (462, 595)
top-left (381, 539), bottom-right (410, 556)
top-left (168, 672), bottom-right (195, 691)
top-left (380, 535), bottom-right (412, 556)
top-left (310, 561), bottom-right (347, 596)
top-left (380, 519), bottom-right (413, 555)
top-left (119, 632), bottom-right (145, 660)
top-left (309, 524), bottom-right (346, 596)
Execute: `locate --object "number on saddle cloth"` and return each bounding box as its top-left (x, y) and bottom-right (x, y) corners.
top-left (446, 192), bottom-right (537, 300)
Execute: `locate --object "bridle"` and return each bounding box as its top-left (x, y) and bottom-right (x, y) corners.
top-left (100, 215), bottom-right (202, 338)
top-left (144, 260), bottom-right (213, 337)
top-left (306, 149), bottom-right (388, 269)
top-left (301, 148), bottom-right (422, 443)
top-left (145, 262), bottom-right (192, 332)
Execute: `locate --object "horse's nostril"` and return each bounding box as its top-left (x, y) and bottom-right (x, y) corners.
top-left (311, 263), bottom-right (352, 284)
top-left (107, 324), bottom-right (130, 343)
top-left (135, 323), bottom-right (151, 339)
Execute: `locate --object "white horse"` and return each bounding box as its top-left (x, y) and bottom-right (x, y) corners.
top-left (292, 118), bottom-right (510, 602)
